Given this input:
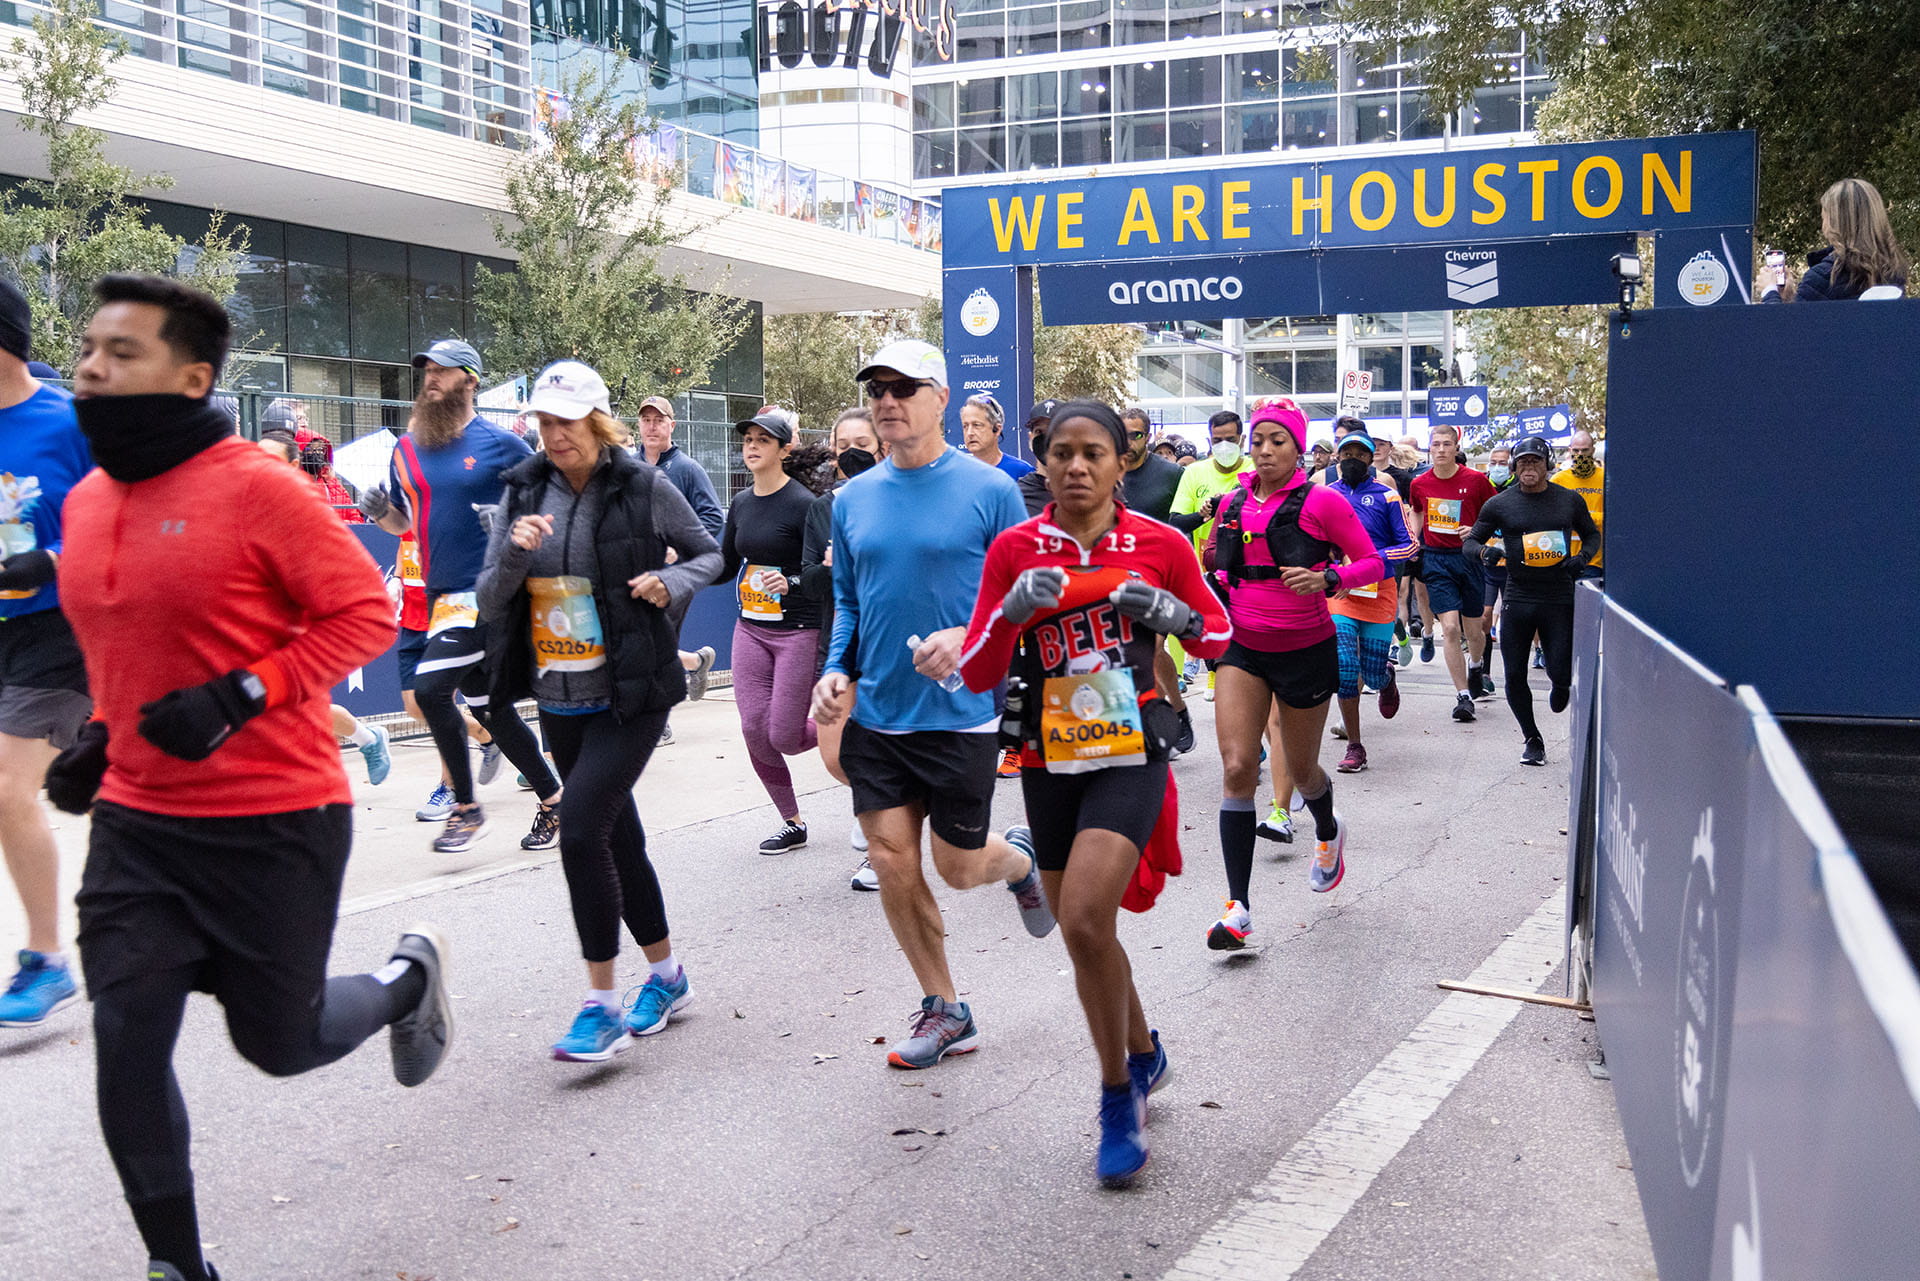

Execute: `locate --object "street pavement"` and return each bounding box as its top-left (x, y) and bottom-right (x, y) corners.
top-left (3, 655), bottom-right (1656, 1280)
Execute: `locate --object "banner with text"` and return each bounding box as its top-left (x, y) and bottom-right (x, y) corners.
top-left (1427, 385), bottom-right (1490, 428)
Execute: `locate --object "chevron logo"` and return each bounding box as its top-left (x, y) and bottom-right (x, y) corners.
top-left (1445, 257), bottom-right (1500, 305)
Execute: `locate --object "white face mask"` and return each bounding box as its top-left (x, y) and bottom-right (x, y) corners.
top-left (1488, 464), bottom-right (1512, 486)
top-left (1210, 440), bottom-right (1242, 468)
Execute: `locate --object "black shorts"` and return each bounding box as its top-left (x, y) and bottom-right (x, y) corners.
top-left (0, 607), bottom-right (88, 693)
top-left (1217, 635), bottom-right (1340, 709)
top-left (396, 626), bottom-right (429, 691)
top-left (1020, 762), bottom-right (1168, 870)
top-left (840, 721), bottom-right (997, 850)
top-left (76, 803), bottom-right (351, 1030)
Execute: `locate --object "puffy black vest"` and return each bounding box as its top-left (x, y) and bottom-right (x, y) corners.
top-left (487, 448), bottom-right (686, 722)
top-left (1213, 480), bottom-right (1335, 585)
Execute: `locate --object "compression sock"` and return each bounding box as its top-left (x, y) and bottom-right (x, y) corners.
top-left (131, 1194), bottom-right (208, 1281)
top-left (1219, 798), bottom-right (1256, 905)
top-left (1297, 775), bottom-right (1339, 842)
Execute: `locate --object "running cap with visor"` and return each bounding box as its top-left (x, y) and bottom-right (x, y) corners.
top-left (412, 338), bottom-right (483, 375)
top-left (1336, 431), bottom-right (1378, 457)
top-left (526, 360), bottom-right (612, 419)
top-left (736, 405), bottom-right (798, 443)
top-left (856, 339), bottom-right (947, 390)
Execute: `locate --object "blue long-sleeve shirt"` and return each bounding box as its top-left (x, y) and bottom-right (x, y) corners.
top-left (825, 446), bottom-right (1025, 732)
top-left (0, 383), bottom-right (92, 620)
top-left (1327, 471), bottom-right (1418, 566)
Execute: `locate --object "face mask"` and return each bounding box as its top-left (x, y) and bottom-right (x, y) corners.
top-left (837, 446), bottom-right (877, 478)
top-left (1488, 464), bottom-right (1512, 486)
top-left (1570, 456), bottom-right (1597, 478)
top-left (1338, 457), bottom-right (1371, 488)
top-left (1210, 440), bottom-right (1242, 468)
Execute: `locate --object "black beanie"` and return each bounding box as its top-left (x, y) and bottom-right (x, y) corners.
top-left (0, 278), bottom-right (30, 363)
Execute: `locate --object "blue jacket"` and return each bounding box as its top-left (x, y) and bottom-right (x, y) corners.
top-left (651, 445), bottom-right (724, 540)
top-left (1327, 472), bottom-right (1418, 567)
top-left (1764, 246), bottom-right (1907, 303)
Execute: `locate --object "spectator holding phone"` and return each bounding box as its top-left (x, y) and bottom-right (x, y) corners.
top-left (1761, 178), bottom-right (1909, 302)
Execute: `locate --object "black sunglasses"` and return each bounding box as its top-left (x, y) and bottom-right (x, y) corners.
top-left (864, 378), bottom-right (931, 401)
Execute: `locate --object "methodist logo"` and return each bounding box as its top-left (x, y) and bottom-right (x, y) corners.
top-left (1107, 275), bottom-right (1244, 306)
top-left (1678, 250), bottom-right (1730, 306)
top-left (960, 287), bottom-right (1000, 337)
top-left (1445, 250), bottom-right (1500, 305)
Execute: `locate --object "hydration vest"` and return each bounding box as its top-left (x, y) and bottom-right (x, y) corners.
top-left (1213, 481), bottom-right (1335, 586)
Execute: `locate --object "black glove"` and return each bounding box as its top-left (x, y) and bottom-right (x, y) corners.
top-left (0, 549), bottom-right (55, 593)
top-left (137, 670), bottom-right (268, 761)
top-left (1566, 551), bottom-right (1590, 575)
top-left (358, 485), bottom-right (393, 524)
top-left (45, 720), bottom-right (109, 814)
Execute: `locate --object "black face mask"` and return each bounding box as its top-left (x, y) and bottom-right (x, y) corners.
top-left (1338, 457), bottom-right (1371, 488)
top-left (74, 394), bottom-right (235, 483)
top-left (838, 447), bottom-right (877, 478)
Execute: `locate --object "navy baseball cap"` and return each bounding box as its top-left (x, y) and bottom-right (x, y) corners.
top-left (412, 339), bottom-right (483, 375)
top-left (736, 405), bottom-right (797, 443)
top-left (1024, 399), bottom-right (1061, 429)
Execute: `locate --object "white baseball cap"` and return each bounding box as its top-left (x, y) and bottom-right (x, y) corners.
top-left (526, 360), bottom-right (612, 419)
top-left (856, 339), bottom-right (948, 390)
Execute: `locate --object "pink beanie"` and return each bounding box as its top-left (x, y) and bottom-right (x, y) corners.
top-left (1250, 397), bottom-right (1308, 452)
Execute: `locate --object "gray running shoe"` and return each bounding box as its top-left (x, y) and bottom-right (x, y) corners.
top-left (1004, 826), bottom-right (1056, 938)
top-left (433, 804), bottom-right (489, 853)
top-left (476, 740), bottom-right (504, 785)
top-left (388, 925), bottom-right (452, 1087)
top-left (886, 995), bottom-right (979, 1069)
top-left (686, 646), bottom-right (716, 701)
top-left (849, 856), bottom-right (878, 891)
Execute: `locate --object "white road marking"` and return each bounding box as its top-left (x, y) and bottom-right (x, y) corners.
top-left (1164, 889), bottom-right (1567, 1281)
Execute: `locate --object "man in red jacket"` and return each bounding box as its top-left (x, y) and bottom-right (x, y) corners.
top-left (47, 275), bottom-right (453, 1281)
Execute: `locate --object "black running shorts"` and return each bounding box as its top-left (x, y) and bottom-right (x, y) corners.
top-left (76, 803), bottom-right (353, 1029)
top-left (840, 721), bottom-right (997, 850)
top-left (1019, 761), bottom-right (1168, 870)
top-left (1217, 635), bottom-right (1340, 710)
top-left (0, 608), bottom-right (91, 747)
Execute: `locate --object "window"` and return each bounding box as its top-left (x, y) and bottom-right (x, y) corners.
top-left (1166, 0), bottom-right (1220, 40)
top-left (1355, 91), bottom-right (1397, 144)
top-left (916, 82), bottom-right (955, 130)
top-left (1229, 49), bottom-right (1278, 101)
top-left (957, 125), bottom-right (1006, 175)
top-left (956, 10), bottom-right (1004, 60)
top-left (1293, 351), bottom-right (1337, 394)
top-left (1228, 1), bottom-right (1280, 34)
top-left (1119, 0), bottom-right (1166, 44)
top-left (1167, 106), bottom-right (1221, 158)
top-left (1117, 59), bottom-right (1167, 112)
top-left (915, 130), bottom-right (957, 178)
top-left (1113, 111), bottom-right (1167, 163)
top-left (1009, 70), bottom-right (1058, 119)
top-left (1357, 346), bottom-right (1403, 392)
top-left (1010, 120), bottom-right (1058, 169)
top-left (1471, 84), bottom-right (1522, 135)
top-left (1166, 56), bottom-right (1222, 108)
top-left (349, 236), bottom-right (409, 362)
top-left (1247, 353), bottom-right (1292, 398)
top-left (1057, 0), bottom-right (1109, 51)
top-left (958, 77), bottom-right (1004, 128)
top-left (1061, 66), bottom-right (1111, 117)
top-left (409, 246), bottom-right (465, 356)
top-left (1282, 97), bottom-right (1335, 149)
top-left (1059, 116), bottom-right (1111, 166)
top-left (1228, 103), bottom-right (1279, 153)
top-left (1007, 4), bottom-right (1057, 55)
top-left (286, 227), bottom-right (351, 360)
top-left (1138, 353), bottom-right (1183, 400)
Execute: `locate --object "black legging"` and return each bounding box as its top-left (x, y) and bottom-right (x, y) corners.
top-left (414, 629), bottom-right (559, 806)
top-left (1499, 597), bottom-right (1575, 742)
top-left (540, 707), bottom-right (673, 962)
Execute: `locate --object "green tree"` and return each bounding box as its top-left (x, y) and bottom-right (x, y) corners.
top-left (763, 308), bottom-right (923, 427)
top-left (474, 62), bottom-right (749, 407)
top-left (1458, 304), bottom-right (1610, 437)
top-left (0, 0), bottom-right (247, 368)
top-left (908, 284), bottom-right (1145, 406)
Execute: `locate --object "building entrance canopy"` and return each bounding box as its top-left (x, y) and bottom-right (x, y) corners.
top-left (939, 131), bottom-right (1755, 431)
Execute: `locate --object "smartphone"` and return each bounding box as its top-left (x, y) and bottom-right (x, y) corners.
top-left (1765, 249), bottom-right (1787, 287)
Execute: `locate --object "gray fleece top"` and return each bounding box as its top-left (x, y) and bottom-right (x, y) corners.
top-left (477, 449), bottom-right (722, 711)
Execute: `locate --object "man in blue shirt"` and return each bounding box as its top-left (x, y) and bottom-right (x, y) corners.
top-left (361, 339), bottom-right (562, 855)
top-left (812, 339), bottom-right (1054, 1070)
top-left (637, 393), bottom-right (721, 716)
top-left (959, 392), bottom-right (1033, 481)
top-left (0, 279), bottom-right (94, 1028)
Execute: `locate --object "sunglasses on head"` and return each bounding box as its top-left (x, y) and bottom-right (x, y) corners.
top-left (864, 378), bottom-right (930, 401)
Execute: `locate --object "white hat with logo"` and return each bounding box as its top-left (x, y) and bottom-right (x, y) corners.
top-left (856, 339), bottom-right (948, 390)
top-left (526, 360), bottom-right (612, 419)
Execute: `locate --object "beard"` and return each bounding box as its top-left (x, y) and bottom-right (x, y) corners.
top-left (411, 384), bottom-right (472, 448)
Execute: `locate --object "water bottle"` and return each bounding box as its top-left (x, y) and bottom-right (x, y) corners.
top-left (906, 634), bottom-right (966, 693)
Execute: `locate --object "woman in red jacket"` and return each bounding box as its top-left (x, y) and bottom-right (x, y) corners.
top-left (959, 400), bottom-right (1230, 1189)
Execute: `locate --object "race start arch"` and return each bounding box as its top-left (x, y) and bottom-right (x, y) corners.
top-left (939, 130), bottom-right (1756, 437)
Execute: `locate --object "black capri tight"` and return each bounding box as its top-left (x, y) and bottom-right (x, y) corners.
top-left (1499, 597), bottom-right (1574, 742)
top-left (539, 707), bottom-right (673, 963)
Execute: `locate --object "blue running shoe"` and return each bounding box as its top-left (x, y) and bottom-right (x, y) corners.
top-left (1128, 1029), bottom-right (1169, 1101)
top-left (1096, 1082), bottom-right (1149, 1188)
top-left (553, 1002), bottom-right (630, 1062)
top-left (1420, 635), bottom-right (1436, 663)
top-left (359, 724), bottom-right (392, 786)
top-left (624, 968), bottom-right (692, 1037)
top-left (0, 950), bottom-right (78, 1026)
top-left (415, 782), bottom-right (454, 822)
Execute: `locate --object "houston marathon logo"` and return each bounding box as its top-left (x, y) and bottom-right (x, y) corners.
top-left (1445, 249), bottom-right (1499, 304)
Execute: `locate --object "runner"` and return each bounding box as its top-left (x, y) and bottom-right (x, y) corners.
top-left (810, 338), bottom-right (1056, 1073)
top-left (475, 360), bottom-right (721, 1061)
top-left (256, 431), bottom-right (392, 786)
top-left (636, 394), bottom-right (722, 717)
top-left (1203, 398), bottom-right (1388, 950)
top-left (1464, 435), bottom-right (1602, 766)
top-left (960, 393), bottom-right (1033, 480)
top-left (1550, 429), bottom-right (1605, 588)
top-left (1014, 399), bottom-right (1058, 517)
top-left (1324, 428), bottom-right (1417, 771)
top-left (1408, 424), bottom-right (1498, 722)
top-left (1480, 442), bottom-right (1517, 673)
top-left (1119, 405), bottom-right (1195, 753)
top-left (800, 407), bottom-right (886, 888)
top-left (1391, 435), bottom-right (1436, 662)
top-left (1169, 410), bottom-right (1255, 704)
top-left (0, 278), bottom-right (94, 1029)
top-left (720, 406), bottom-right (827, 854)
top-left (54, 275), bottom-right (450, 1281)
top-left (358, 339), bottom-right (563, 852)
top-left (958, 400), bottom-right (1229, 1187)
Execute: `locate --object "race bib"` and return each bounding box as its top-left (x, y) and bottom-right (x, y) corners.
top-left (1521, 530), bottom-right (1569, 567)
top-left (0, 522), bottom-right (37, 601)
top-left (1347, 580), bottom-right (1379, 600)
top-left (528, 576), bottom-right (606, 673)
top-left (1040, 668), bottom-right (1146, 774)
top-left (427, 591), bottom-right (478, 638)
top-left (1426, 497), bottom-right (1463, 535)
top-left (739, 563), bottom-right (784, 622)
top-left (397, 536), bottom-right (424, 587)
